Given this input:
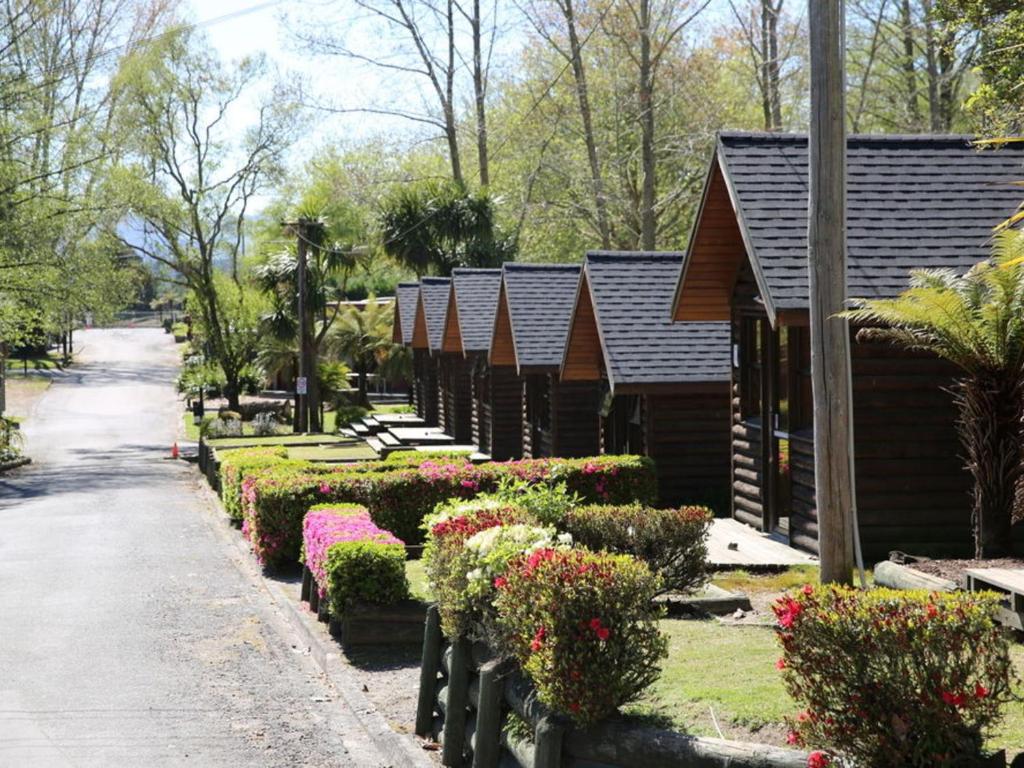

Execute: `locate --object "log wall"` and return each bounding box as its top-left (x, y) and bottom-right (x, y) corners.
top-left (474, 364), bottom-right (522, 460)
top-left (552, 379), bottom-right (601, 458)
top-left (439, 353), bottom-right (473, 443)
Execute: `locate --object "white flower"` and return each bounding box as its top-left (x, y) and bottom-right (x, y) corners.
top-left (557, 532), bottom-right (573, 546)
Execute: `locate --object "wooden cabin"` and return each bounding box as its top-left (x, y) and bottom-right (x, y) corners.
top-left (441, 268), bottom-right (522, 459)
top-left (410, 277), bottom-right (450, 427)
top-left (491, 263), bottom-right (600, 459)
top-left (392, 281), bottom-right (420, 405)
top-left (561, 251), bottom-right (732, 507)
top-left (672, 132), bottom-right (1024, 559)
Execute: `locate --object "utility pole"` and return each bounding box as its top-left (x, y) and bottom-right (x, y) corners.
top-left (285, 218), bottom-right (323, 434)
top-left (808, 0), bottom-right (855, 585)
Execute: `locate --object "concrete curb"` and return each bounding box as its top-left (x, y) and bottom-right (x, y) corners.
top-left (192, 475), bottom-right (435, 768)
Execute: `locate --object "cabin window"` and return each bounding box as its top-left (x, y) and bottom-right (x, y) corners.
top-left (603, 395), bottom-right (643, 456)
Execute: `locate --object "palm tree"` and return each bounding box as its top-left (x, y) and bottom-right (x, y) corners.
top-left (325, 298), bottom-right (398, 407)
top-left (844, 230), bottom-right (1024, 558)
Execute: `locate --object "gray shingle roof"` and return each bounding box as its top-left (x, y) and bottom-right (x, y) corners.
top-left (451, 269), bottom-right (501, 353)
top-left (503, 263), bottom-right (581, 370)
top-left (420, 277), bottom-right (451, 352)
top-left (717, 132), bottom-right (1024, 312)
top-left (584, 252), bottom-right (730, 386)
top-left (395, 282), bottom-right (419, 345)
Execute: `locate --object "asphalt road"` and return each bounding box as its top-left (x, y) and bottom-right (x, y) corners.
top-left (0, 329), bottom-right (386, 767)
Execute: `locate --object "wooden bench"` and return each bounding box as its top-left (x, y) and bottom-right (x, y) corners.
top-left (964, 568), bottom-right (1024, 631)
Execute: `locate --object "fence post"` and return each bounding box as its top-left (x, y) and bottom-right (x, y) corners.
top-left (534, 715), bottom-right (564, 768)
top-left (442, 637), bottom-right (472, 766)
top-left (416, 605), bottom-right (443, 737)
top-left (472, 660), bottom-right (506, 768)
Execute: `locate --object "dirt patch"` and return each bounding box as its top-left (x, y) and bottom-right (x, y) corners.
top-left (900, 557), bottom-right (1024, 585)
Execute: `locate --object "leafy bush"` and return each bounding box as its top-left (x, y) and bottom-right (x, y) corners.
top-left (218, 447), bottom-right (292, 521)
top-left (203, 417), bottom-right (242, 438)
top-left (217, 409), bottom-right (243, 421)
top-left (333, 403), bottom-right (369, 430)
top-left (302, 504), bottom-right (408, 615)
top-left (487, 478), bottom-right (580, 525)
top-left (241, 455), bottom-right (656, 568)
top-left (775, 586), bottom-right (1016, 767)
top-left (562, 504), bottom-right (712, 595)
top-left (251, 412), bottom-right (283, 437)
top-left (162, 318), bottom-right (173, 333)
top-left (0, 416), bottom-right (23, 462)
top-left (384, 449), bottom-right (472, 464)
top-left (495, 547), bottom-right (667, 726)
top-left (421, 500), bottom-right (532, 637)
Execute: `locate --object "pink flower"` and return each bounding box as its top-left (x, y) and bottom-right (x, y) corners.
top-left (775, 658), bottom-right (786, 670)
top-left (318, 481), bottom-right (331, 494)
top-left (786, 731), bottom-right (800, 746)
top-left (493, 576), bottom-right (507, 589)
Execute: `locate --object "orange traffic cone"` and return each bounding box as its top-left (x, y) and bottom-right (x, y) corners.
top-left (171, 442), bottom-right (179, 459)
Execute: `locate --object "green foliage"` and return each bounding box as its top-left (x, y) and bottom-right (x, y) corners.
top-left (218, 447), bottom-right (292, 521)
top-left (383, 449), bottom-right (471, 464)
top-left (495, 548), bottom-right (667, 727)
top-left (562, 505), bottom-right (712, 596)
top-left (323, 541), bottom-right (409, 615)
top-left (377, 180), bottom-right (514, 275)
top-left (202, 417), bottom-right (243, 439)
top-left (325, 297), bottom-right (406, 404)
top-left (775, 586), bottom-right (1017, 767)
top-left (486, 478), bottom-right (581, 526)
top-left (333, 403), bottom-right (369, 429)
top-left (0, 416), bottom-right (23, 462)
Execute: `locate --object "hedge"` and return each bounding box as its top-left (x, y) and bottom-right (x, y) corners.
top-left (301, 504), bottom-right (408, 616)
top-left (217, 446), bottom-right (294, 521)
top-left (242, 455), bottom-right (656, 569)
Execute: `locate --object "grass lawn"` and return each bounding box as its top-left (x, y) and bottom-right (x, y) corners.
top-left (205, 433), bottom-right (355, 449)
top-left (7, 352), bottom-right (64, 373)
top-left (287, 443), bottom-right (378, 462)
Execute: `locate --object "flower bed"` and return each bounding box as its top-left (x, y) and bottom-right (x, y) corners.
top-left (775, 585), bottom-right (1016, 767)
top-left (302, 504), bottom-right (408, 616)
top-left (217, 446), bottom-right (294, 521)
top-left (241, 455), bottom-right (655, 569)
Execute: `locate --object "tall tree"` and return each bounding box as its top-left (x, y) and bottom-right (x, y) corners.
top-left (114, 30), bottom-right (296, 409)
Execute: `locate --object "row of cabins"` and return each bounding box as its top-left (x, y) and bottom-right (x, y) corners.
top-left (393, 132), bottom-right (1024, 560)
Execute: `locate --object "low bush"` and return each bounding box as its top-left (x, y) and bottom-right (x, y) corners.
top-left (384, 449), bottom-right (472, 464)
top-left (241, 455), bottom-right (656, 568)
top-left (775, 586), bottom-right (1016, 767)
top-left (251, 412), bottom-right (283, 437)
top-left (203, 417), bottom-right (242, 438)
top-left (421, 500), bottom-right (533, 637)
top-left (562, 504), bottom-right (712, 595)
top-left (302, 504), bottom-right (408, 615)
top-left (333, 402), bottom-right (369, 430)
top-left (217, 447), bottom-right (292, 521)
top-left (495, 547), bottom-right (667, 726)
top-left (217, 409), bottom-right (243, 421)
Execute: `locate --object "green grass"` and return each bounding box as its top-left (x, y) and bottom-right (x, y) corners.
top-left (7, 352), bottom-right (64, 373)
top-left (205, 433), bottom-right (354, 448)
top-left (372, 403), bottom-right (414, 414)
top-left (287, 443), bottom-right (378, 462)
top-left (712, 565), bottom-right (821, 595)
top-left (406, 559), bottom-right (432, 602)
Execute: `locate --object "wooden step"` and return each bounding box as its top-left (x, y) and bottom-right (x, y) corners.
top-left (378, 431), bottom-right (401, 447)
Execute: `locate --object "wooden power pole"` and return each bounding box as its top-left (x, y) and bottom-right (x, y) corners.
top-left (808, 0), bottom-right (856, 585)
top-left (285, 218), bottom-right (324, 434)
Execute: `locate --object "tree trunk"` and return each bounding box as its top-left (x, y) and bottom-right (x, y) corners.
top-left (445, 0), bottom-right (463, 187)
top-left (638, 0), bottom-right (657, 250)
top-left (899, 0), bottom-right (921, 129)
top-left (958, 375), bottom-right (1023, 559)
top-left (224, 374), bottom-right (241, 411)
top-left (561, 0), bottom-right (611, 248)
top-left (357, 367), bottom-right (370, 408)
top-left (472, 0), bottom-right (489, 186)
top-left (767, 0), bottom-right (782, 130)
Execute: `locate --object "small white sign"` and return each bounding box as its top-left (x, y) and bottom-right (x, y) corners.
top-left (296, 376), bottom-right (308, 395)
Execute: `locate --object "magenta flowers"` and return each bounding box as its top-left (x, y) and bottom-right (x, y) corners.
top-left (303, 505), bottom-right (403, 598)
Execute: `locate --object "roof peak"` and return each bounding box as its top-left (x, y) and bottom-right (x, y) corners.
top-left (452, 267), bottom-right (501, 275)
top-left (421, 276), bottom-right (451, 285)
top-left (503, 262), bottom-right (579, 272)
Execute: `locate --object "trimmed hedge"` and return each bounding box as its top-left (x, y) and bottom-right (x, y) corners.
top-left (302, 504), bottom-right (408, 615)
top-left (242, 455), bottom-right (656, 569)
top-left (217, 446), bottom-right (293, 521)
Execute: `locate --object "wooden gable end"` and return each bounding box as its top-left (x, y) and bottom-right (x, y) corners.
top-left (391, 312), bottom-right (403, 344)
top-left (489, 282), bottom-right (517, 367)
top-left (673, 160), bottom-right (746, 322)
top-left (441, 286), bottom-right (463, 354)
top-left (561, 272), bottom-right (603, 382)
top-left (411, 294), bottom-right (429, 350)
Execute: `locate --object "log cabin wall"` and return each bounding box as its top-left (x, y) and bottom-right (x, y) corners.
top-left (470, 358), bottom-right (490, 454)
top-left (482, 365), bottom-right (523, 460)
top-left (439, 353), bottom-right (473, 443)
top-left (551, 378), bottom-right (601, 458)
top-left (647, 388), bottom-right (732, 510)
top-left (422, 353), bottom-right (440, 427)
top-left (522, 374), bottom-right (553, 459)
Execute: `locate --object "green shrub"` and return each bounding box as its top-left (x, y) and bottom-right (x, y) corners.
top-left (202, 417), bottom-right (242, 438)
top-left (775, 586), bottom-right (1016, 767)
top-left (562, 504), bottom-right (712, 595)
top-left (486, 478), bottom-right (580, 525)
top-left (241, 455), bottom-right (656, 568)
top-left (333, 403), bottom-right (369, 430)
top-left (217, 447), bottom-right (292, 521)
top-left (217, 409), bottom-right (243, 421)
top-left (384, 449), bottom-right (472, 464)
top-left (495, 547), bottom-right (667, 726)
top-left (421, 500), bottom-right (532, 637)
top-left (302, 504), bottom-right (408, 615)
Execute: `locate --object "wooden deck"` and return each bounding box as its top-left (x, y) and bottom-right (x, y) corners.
top-left (965, 568), bottom-right (1024, 631)
top-left (707, 518), bottom-right (818, 568)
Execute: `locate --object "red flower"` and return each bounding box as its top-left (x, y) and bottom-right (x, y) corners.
top-left (776, 658), bottom-right (786, 670)
top-left (494, 576), bottom-right (507, 589)
top-left (786, 730), bottom-right (801, 746)
top-left (589, 618), bottom-right (602, 631)
top-left (926, 603), bottom-right (938, 620)
top-left (807, 751), bottom-right (831, 768)
top-left (802, 584), bottom-right (814, 596)
top-left (941, 690), bottom-right (967, 708)
top-left (596, 627), bottom-right (610, 641)
top-left (975, 684), bottom-right (989, 699)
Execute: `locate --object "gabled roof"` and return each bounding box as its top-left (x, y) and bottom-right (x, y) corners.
top-left (563, 251), bottom-right (730, 391)
top-left (491, 263), bottom-right (581, 372)
top-left (673, 132), bottom-right (1024, 323)
top-left (413, 277), bottom-right (451, 353)
top-left (443, 268), bottom-right (502, 354)
top-left (393, 282), bottom-right (420, 345)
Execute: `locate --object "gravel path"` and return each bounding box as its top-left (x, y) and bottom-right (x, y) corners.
top-left (0, 328), bottom-right (387, 767)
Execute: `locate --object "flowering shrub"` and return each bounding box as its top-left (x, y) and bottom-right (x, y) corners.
top-left (383, 449), bottom-right (472, 464)
top-left (495, 548), bottom-right (667, 726)
top-left (240, 455), bottom-right (654, 568)
top-left (562, 505), bottom-right (712, 595)
top-left (302, 504), bottom-right (408, 615)
top-left (422, 500), bottom-right (530, 637)
top-left (775, 586), bottom-right (1016, 767)
top-left (217, 447), bottom-right (293, 521)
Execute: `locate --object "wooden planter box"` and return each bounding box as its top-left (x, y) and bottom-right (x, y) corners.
top-left (413, 605), bottom-right (809, 768)
top-left (299, 565), bottom-right (427, 650)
